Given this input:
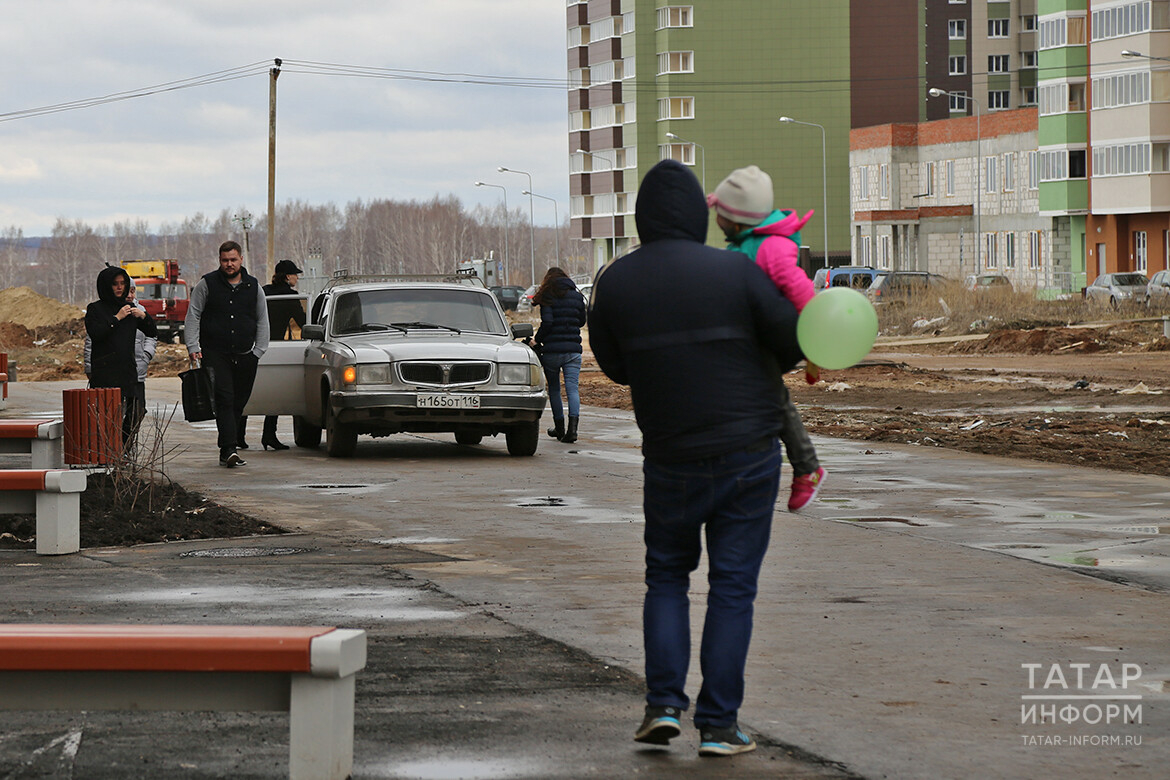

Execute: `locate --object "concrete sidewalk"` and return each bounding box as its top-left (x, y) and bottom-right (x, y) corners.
top-left (2, 378), bottom-right (1168, 779)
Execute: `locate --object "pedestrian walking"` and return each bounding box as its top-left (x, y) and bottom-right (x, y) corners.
top-left (708, 164), bottom-right (827, 511)
top-left (533, 267), bottom-right (587, 443)
top-left (84, 266), bottom-right (158, 445)
top-left (184, 240), bottom-right (269, 467)
top-left (588, 160), bottom-right (803, 757)
top-left (86, 279), bottom-right (157, 447)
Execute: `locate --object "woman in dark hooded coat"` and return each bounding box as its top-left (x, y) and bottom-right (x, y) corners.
top-left (84, 265), bottom-right (158, 443)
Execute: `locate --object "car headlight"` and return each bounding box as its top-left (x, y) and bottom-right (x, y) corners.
top-left (498, 362), bottom-right (539, 386)
top-left (343, 364), bottom-right (391, 384)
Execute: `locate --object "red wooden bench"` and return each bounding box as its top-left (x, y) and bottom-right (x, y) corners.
top-left (0, 352), bottom-right (8, 410)
top-left (0, 469), bottom-right (86, 554)
top-left (0, 624), bottom-right (367, 780)
top-left (0, 419), bottom-right (65, 469)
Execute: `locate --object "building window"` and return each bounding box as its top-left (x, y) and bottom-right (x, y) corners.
top-left (1029, 231), bottom-right (1042, 269)
top-left (988, 18), bottom-right (1010, 38)
top-left (1092, 2), bottom-right (1152, 41)
top-left (1003, 154), bottom-right (1015, 192)
top-left (988, 90), bottom-right (1010, 109)
top-left (1022, 87), bottom-right (1037, 106)
top-left (859, 166), bottom-right (870, 199)
top-left (1068, 82), bottom-right (1086, 111)
top-left (985, 233), bottom-right (998, 268)
top-left (949, 19), bottom-right (967, 39)
top-left (985, 157), bottom-right (998, 193)
top-left (1023, 51), bottom-right (1038, 68)
top-left (1023, 15), bottom-right (1038, 32)
top-left (1039, 150), bottom-right (1067, 181)
top-left (1136, 231), bottom-right (1148, 272)
top-left (1092, 142), bottom-right (1151, 177)
top-left (945, 160), bottom-right (956, 196)
top-left (948, 90), bottom-right (969, 111)
top-left (860, 235), bottom-right (872, 265)
top-left (1005, 232), bottom-right (1016, 269)
top-left (567, 26), bottom-right (589, 48)
top-left (1091, 70), bottom-right (1151, 109)
top-left (1039, 17), bottom-right (1067, 49)
top-left (657, 51), bottom-right (694, 74)
top-left (1028, 151), bottom-right (1039, 189)
top-left (923, 161), bottom-right (935, 196)
top-left (659, 143), bottom-right (694, 165)
top-left (879, 164), bottom-right (889, 200)
top-left (988, 55), bottom-right (1010, 74)
top-left (1039, 82), bottom-right (1086, 115)
top-left (1069, 149), bottom-right (1087, 178)
top-left (1068, 15), bottom-right (1087, 45)
top-left (656, 6), bottom-right (693, 29)
top-left (569, 110), bottom-right (591, 131)
top-left (879, 236), bottom-right (891, 269)
top-left (657, 96), bottom-right (694, 120)
top-left (949, 56), bottom-right (967, 75)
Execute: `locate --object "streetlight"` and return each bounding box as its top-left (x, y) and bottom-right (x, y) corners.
top-left (499, 167), bottom-right (535, 286)
top-left (779, 117), bottom-right (829, 266)
top-left (665, 131), bottom-right (706, 191)
top-left (522, 190), bottom-right (560, 270)
top-left (575, 148), bottom-right (618, 265)
top-left (928, 88), bottom-right (982, 275)
top-left (1121, 49), bottom-right (1170, 61)
top-left (475, 181), bottom-right (509, 285)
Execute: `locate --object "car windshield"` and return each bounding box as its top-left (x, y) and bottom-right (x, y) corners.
top-left (1114, 274), bottom-right (1147, 286)
top-left (331, 288), bottom-right (507, 336)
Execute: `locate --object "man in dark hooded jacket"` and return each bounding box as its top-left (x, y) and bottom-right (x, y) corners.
top-left (84, 265), bottom-right (158, 444)
top-left (588, 159), bottom-right (802, 757)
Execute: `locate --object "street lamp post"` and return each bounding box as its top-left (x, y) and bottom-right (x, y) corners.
top-left (1121, 49), bottom-right (1170, 61)
top-left (475, 181), bottom-right (509, 285)
top-left (665, 131), bottom-right (705, 191)
top-left (499, 167), bottom-right (535, 286)
top-left (523, 190), bottom-right (560, 270)
top-left (778, 117), bottom-right (829, 266)
top-left (928, 88), bottom-right (982, 275)
top-left (575, 149), bottom-right (618, 266)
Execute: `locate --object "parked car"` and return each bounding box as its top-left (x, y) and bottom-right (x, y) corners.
top-left (578, 282), bottom-right (593, 307)
top-left (1084, 272), bottom-right (1148, 309)
top-left (1146, 270), bottom-right (1170, 308)
top-left (244, 274), bottom-right (547, 457)
top-left (489, 285), bottom-right (526, 311)
top-left (965, 274), bottom-right (1013, 292)
top-left (515, 284), bottom-right (538, 313)
top-left (865, 271), bottom-right (948, 305)
top-left (813, 266), bottom-right (878, 293)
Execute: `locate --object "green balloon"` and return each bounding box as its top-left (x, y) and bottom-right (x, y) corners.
top-left (796, 287), bottom-right (878, 370)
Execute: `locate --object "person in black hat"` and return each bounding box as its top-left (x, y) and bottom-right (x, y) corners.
top-left (255, 259), bottom-right (307, 450)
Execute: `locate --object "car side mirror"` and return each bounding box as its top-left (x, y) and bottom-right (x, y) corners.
top-left (511, 323), bottom-right (534, 339)
top-left (301, 324), bottom-right (326, 341)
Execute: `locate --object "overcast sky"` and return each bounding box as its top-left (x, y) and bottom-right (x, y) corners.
top-left (0, 1), bottom-right (569, 237)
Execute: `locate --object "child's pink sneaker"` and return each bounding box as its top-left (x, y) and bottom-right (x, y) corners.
top-left (788, 467), bottom-right (826, 512)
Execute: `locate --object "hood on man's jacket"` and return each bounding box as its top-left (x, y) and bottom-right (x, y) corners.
top-left (634, 160), bottom-right (708, 245)
top-left (96, 266), bottom-right (131, 308)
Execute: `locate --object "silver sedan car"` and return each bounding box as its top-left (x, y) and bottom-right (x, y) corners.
top-left (1147, 270), bottom-right (1170, 309)
top-left (1084, 272), bottom-right (1148, 309)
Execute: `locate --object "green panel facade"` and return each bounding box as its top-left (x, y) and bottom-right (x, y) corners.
top-left (1038, 115), bottom-right (1087, 146)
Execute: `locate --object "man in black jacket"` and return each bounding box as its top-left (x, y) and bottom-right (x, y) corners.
top-left (185, 241), bottom-right (269, 467)
top-left (588, 160), bottom-right (802, 757)
top-left (85, 265), bottom-right (158, 445)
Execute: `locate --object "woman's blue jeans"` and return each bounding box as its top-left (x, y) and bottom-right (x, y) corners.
top-left (541, 352), bottom-right (582, 420)
top-left (641, 438), bottom-right (782, 728)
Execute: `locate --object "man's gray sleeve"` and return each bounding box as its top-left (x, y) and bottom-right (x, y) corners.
top-left (253, 287), bottom-right (270, 358)
top-left (185, 280), bottom-right (208, 355)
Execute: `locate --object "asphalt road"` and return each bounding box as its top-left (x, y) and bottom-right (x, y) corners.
top-left (2, 377), bottom-right (1168, 779)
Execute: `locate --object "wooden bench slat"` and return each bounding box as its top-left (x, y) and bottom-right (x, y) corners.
top-left (0, 420), bottom-right (57, 439)
top-left (0, 625), bottom-right (336, 673)
top-left (0, 470), bottom-right (48, 491)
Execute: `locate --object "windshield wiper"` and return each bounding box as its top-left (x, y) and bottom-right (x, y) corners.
top-left (390, 321), bottom-right (462, 334)
top-left (355, 322), bottom-right (407, 333)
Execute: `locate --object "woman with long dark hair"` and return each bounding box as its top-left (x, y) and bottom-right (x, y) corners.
top-left (533, 267), bottom-right (587, 443)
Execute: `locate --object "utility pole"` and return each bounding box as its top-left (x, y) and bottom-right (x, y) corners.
top-left (233, 211), bottom-right (254, 259)
top-left (266, 58), bottom-right (281, 283)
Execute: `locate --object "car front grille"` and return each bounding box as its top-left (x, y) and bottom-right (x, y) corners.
top-left (399, 361), bottom-right (492, 387)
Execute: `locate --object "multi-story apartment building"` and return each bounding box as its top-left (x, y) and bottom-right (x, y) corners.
top-left (851, 109), bottom-right (1061, 291)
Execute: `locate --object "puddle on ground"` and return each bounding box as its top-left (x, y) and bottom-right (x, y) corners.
top-left (178, 547), bottom-right (314, 558)
top-left (1111, 526), bottom-right (1170, 535)
top-left (371, 758), bottom-right (551, 779)
top-left (833, 516), bottom-right (928, 527)
top-left (371, 537), bottom-right (461, 545)
top-left (511, 495), bottom-right (640, 525)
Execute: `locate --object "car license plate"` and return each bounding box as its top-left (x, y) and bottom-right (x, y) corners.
top-left (417, 393), bottom-right (480, 409)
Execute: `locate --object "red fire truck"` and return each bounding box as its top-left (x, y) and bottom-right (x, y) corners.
top-left (120, 260), bottom-right (190, 343)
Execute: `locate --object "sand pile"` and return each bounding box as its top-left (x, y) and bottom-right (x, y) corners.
top-left (0, 287), bottom-right (85, 329)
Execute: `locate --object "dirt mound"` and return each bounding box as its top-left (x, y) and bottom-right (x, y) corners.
top-left (952, 327), bottom-right (1137, 355)
top-left (0, 287), bottom-right (85, 329)
top-left (0, 321), bottom-right (33, 349)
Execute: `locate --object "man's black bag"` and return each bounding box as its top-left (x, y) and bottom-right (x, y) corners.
top-left (179, 363), bottom-right (216, 422)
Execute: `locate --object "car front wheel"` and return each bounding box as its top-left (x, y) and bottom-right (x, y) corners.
top-left (293, 415), bottom-right (322, 449)
top-left (325, 402), bottom-right (358, 458)
top-left (505, 420), bottom-right (539, 456)
top-left (455, 431), bottom-right (483, 446)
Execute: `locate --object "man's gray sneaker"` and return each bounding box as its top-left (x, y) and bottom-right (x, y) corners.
top-left (634, 705), bottom-right (682, 745)
top-left (698, 725), bottom-right (756, 756)
top-left (219, 451), bottom-right (246, 468)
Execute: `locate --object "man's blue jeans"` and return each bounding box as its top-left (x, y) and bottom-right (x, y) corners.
top-left (641, 438), bottom-right (782, 728)
top-left (541, 352), bottom-right (582, 420)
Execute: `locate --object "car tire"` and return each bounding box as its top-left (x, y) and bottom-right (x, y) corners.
top-left (1109, 296), bottom-right (1119, 311)
top-left (324, 402), bottom-right (357, 458)
top-left (505, 420), bottom-right (539, 456)
top-left (455, 431), bottom-right (483, 446)
top-left (293, 415), bottom-right (321, 449)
